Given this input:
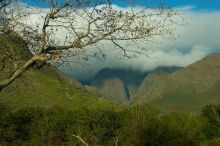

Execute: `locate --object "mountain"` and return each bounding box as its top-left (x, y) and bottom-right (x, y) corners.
top-left (85, 68), bottom-right (128, 103)
top-left (85, 54), bottom-right (220, 112)
top-left (0, 34), bottom-right (119, 111)
top-left (2, 33), bottom-right (220, 113)
top-left (136, 54), bottom-right (220, 112)
top-left (85, 68), bottom-right (148, 103)
top-left (85, 67), bottom-right (179, 103)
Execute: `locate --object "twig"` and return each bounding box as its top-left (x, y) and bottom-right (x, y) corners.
top-left (72, 134), bottom-right (89, 146)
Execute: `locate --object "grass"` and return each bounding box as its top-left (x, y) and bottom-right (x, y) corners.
top-left (0, 67), bottom-right (121, 111)
top-left (149, 84), bottom-right (220, 113)
top-left (0, 33), bottom-right (121, 111)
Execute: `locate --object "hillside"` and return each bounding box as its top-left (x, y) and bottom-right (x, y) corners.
top-left (85, 70), bottom-right (128, 103)
top-left (85, 68), bottom-right (148, 103)
top-left (136, 54), bottom-right (220, 112)
top-left (0, 34), bottom-right (119, 111)
top-left (2, 33), bottom-right (220, 112)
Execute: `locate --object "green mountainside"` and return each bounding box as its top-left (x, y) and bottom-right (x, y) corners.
top-left (136, 54), bottom-right (220, 112)
top-left (0, 34), bottom-right (119, 111)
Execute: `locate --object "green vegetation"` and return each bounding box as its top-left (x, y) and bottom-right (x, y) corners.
top-left (1, 103), bottom-right (220, 146)
top-left (0, 34), bottom-right (120, 111)
top-left (1, 27), bottom-right (220, 146)
top-left (1, 33), bottom-right (220, 113)
top-left (0, 65), bottom-right (120, 111)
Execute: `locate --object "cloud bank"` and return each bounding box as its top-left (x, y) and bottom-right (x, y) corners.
top-left (12, 4), bottom-right (220, 81)
top-left (60, 9), bottom-right (220, 81)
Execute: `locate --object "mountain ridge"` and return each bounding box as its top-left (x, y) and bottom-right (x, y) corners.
top-left (85, 53), bottom-right (220, 112)
top-left (136, 53), bottom-right (220, 112)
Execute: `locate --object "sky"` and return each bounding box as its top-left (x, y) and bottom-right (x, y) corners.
top-left (20, 0), bottom-right (220, 10)
top-left (17, 0), bottom-right (220, 81)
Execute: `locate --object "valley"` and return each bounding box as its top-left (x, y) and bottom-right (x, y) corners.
top-left (84, 55), bottom-right (220, 112)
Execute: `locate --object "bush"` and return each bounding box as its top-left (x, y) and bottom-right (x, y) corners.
top-left (120, 104), bottom-right (202, 146)
top-left (201, 104), bottom-right (220, 139)
top-left (160, 113), bottom-right (203, 146)
top-left (207, 137), bottom-right (220, 146)
top-left (0, 103), bottom-right (219, 146)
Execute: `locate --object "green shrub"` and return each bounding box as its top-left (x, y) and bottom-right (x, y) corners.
top-left (0, 102), bottom-right (219, 146)
top-left (207, 137), bottom-right (220, 146)
top-left (201, 104), bottom-right (220, 139)
top-left (120, 104), bottom-right (202, 146)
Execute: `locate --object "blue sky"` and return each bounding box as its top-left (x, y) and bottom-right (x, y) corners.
top-left (164, 0), bottom-right (220, 10)
top-left (20, 0), bottom-right (220, 11)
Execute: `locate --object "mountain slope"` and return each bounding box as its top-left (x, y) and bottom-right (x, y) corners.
top-left (86, 67), bottom-right (180, 103)
top-left (136, 54), bottom-right (220, 112)
top-left (85, 68), bottom-right (149, 103)
top-left (85, 69), bottom-right (128, 103)
top-left (0, 34), bottom-right (119, 111)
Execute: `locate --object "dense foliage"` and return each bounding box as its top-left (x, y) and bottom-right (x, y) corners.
top-left (0, 103), bottom-right (220, 146)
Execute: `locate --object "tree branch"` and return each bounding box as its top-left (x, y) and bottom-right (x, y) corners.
top-left (0, 55), bottom-right (48, 91)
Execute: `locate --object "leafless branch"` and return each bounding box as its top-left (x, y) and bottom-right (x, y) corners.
top-left (0, 0), bottom-right (183, 91)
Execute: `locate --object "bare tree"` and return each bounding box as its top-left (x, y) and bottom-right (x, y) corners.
top-left (0, 0), bottom-right (182, 91)
top-left (0, 0), bottom-right (12, 10)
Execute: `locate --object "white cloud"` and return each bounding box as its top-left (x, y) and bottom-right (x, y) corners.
top-left (8, 4), bottom-right (220, 81)
top-left (61, 9), bottom-right (220, 81)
